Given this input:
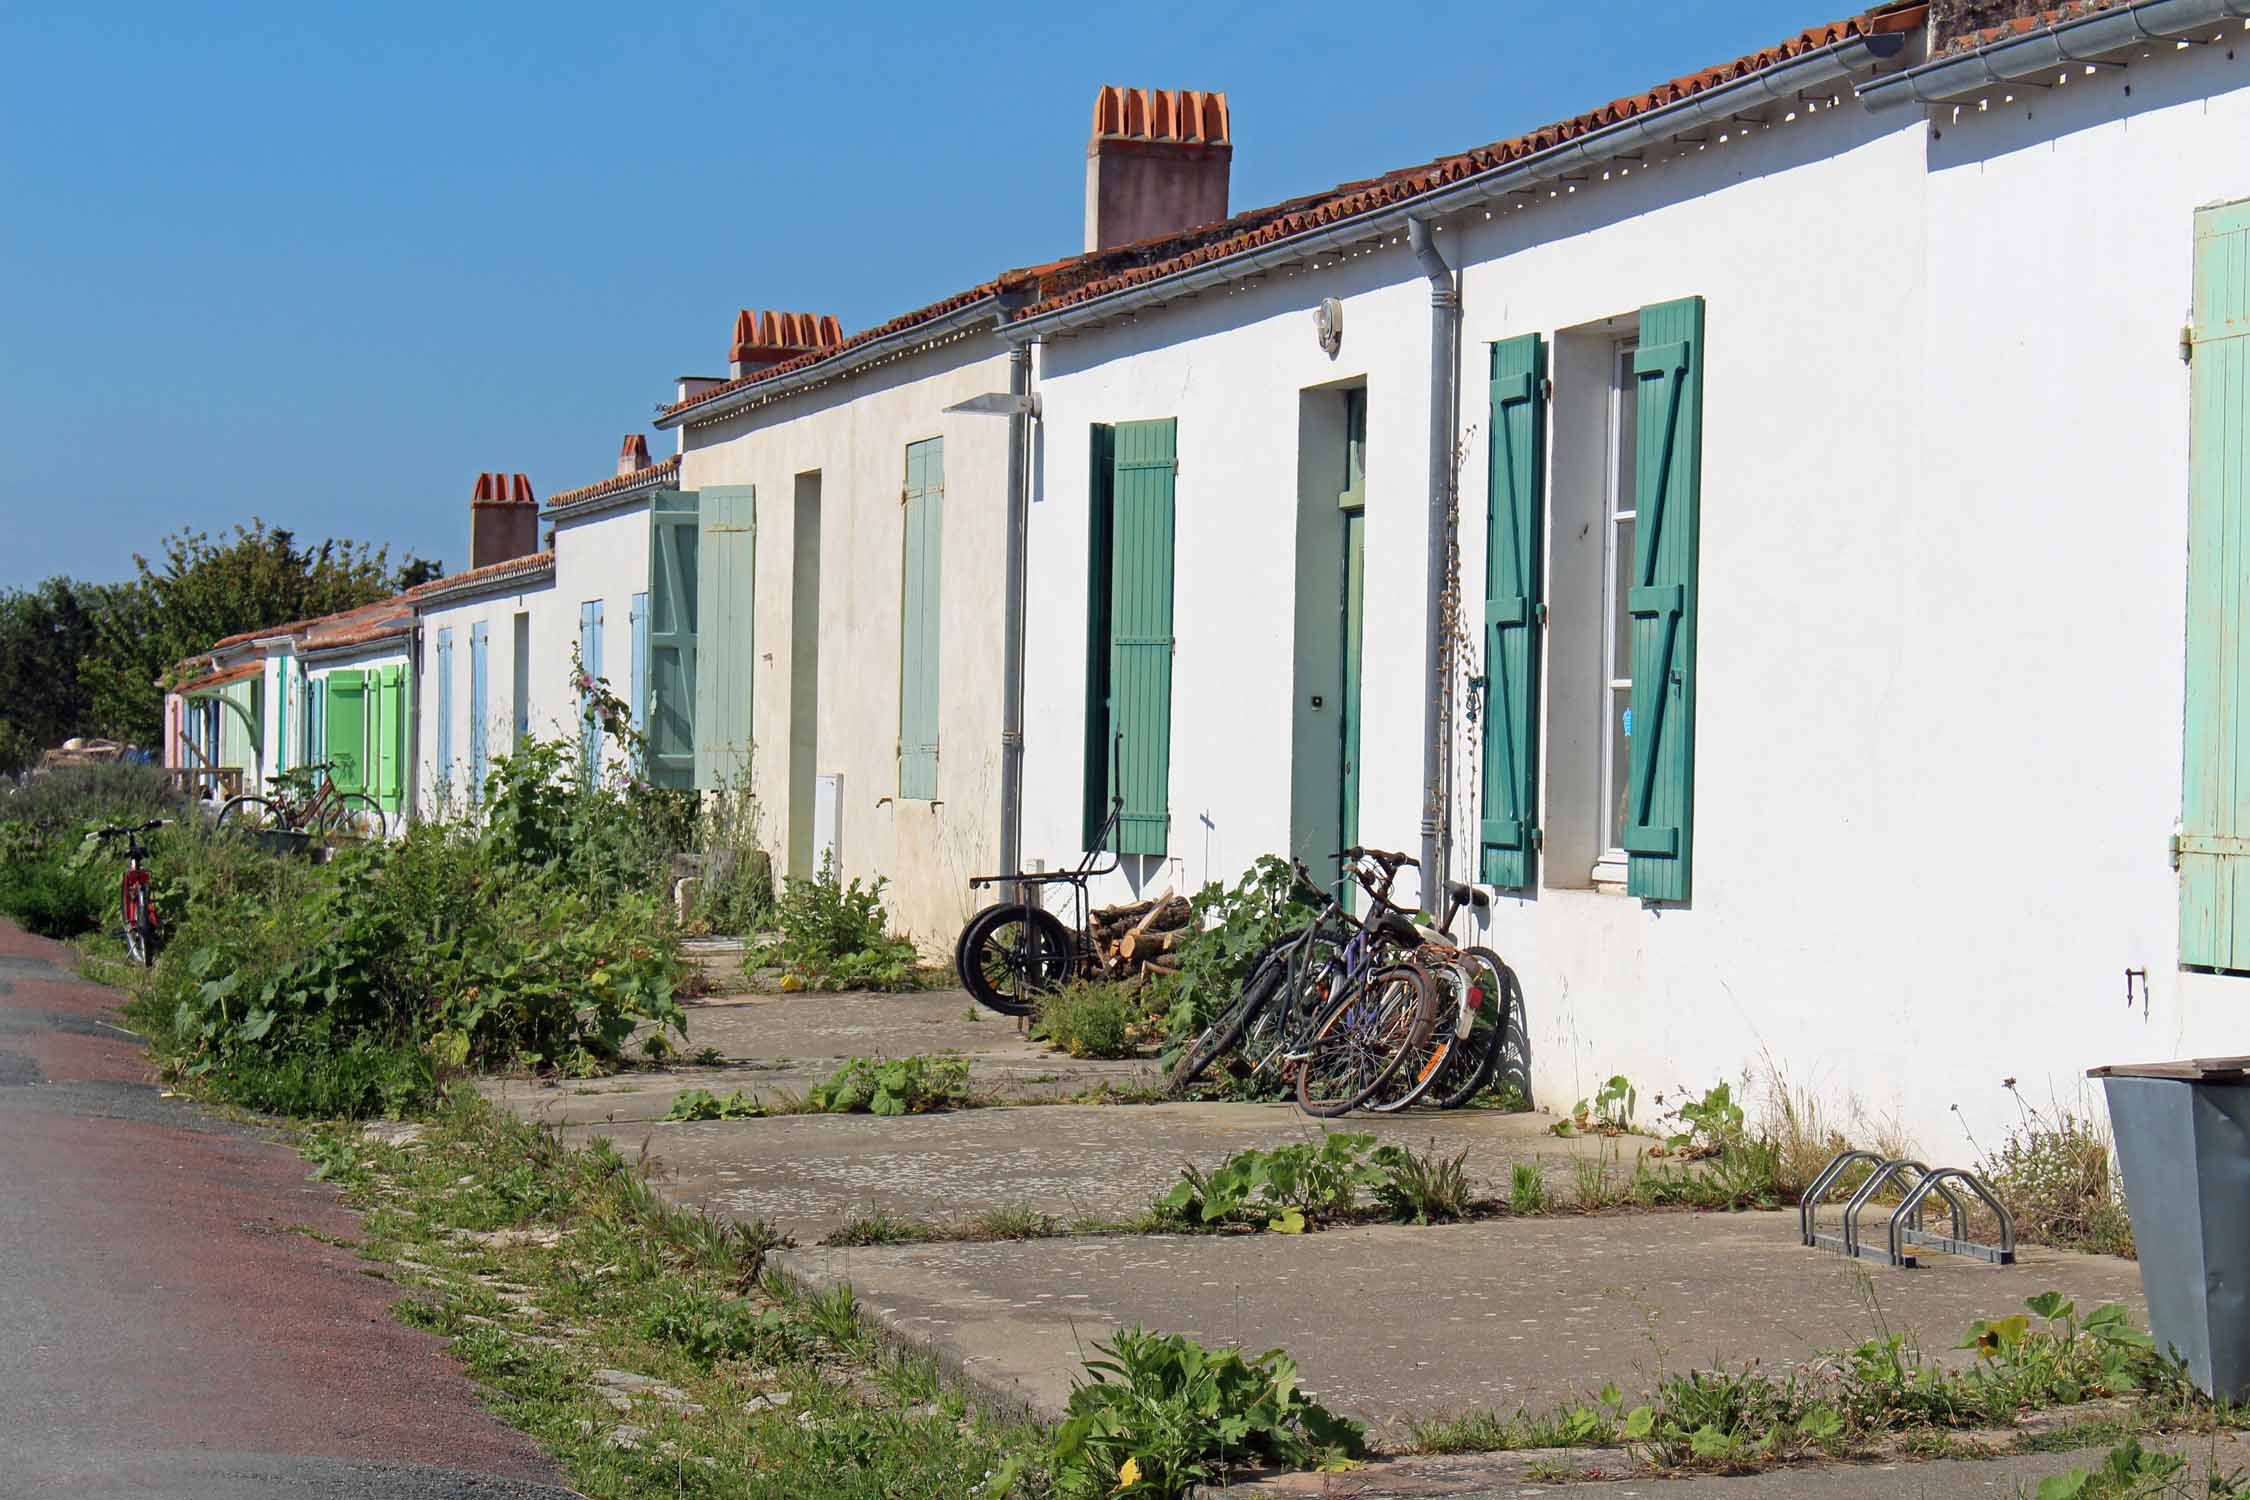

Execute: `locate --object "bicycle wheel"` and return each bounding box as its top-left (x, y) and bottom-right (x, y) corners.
top-left (958, 902), bottom-right (1075, 1017)
top-left (215, 795), bottom-right (277, 831)
top-left (1294, 962), bottom-right (1436, 1118)
top-left (1366, 954), bottom-right (1468, 1113)
top-left (322, 792), bottom-right (388, 841)
top-left (122, 888), bottom-right (153, 967)
top-left (1431, 948), bottom-right (1523, 1110)
top-left (1168, 940), bottom-right (1289, 1091)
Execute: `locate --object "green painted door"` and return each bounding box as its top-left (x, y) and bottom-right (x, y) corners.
top-left (1110, 419), bottom-right (1177, 857)
top-left (647, 490), bottom-right (700, 790)
top-left (1338, 387), bottom-right (1368, 889)
top-left (2182, 200), bottom-right (2250, 969)
top-left (1623, 296), bottom-right (1704, 903)
top-left (696, 485), bottom-right (756, 789)
top-left (327, 671), bottom-right (367, 792)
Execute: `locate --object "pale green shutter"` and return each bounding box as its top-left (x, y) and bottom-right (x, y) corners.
top-left (1110, 418), bottom-right (1177, 857)
top-left (695, 486), bottom-right (755, 788)
top-left (375, 664), bottom-right (404, 809)
top-left (1482, 333), bottom-right (1547, 890)
top-left (1623, 297), bottom-right (1705, 902)
top-left (899, 438), bottom-right (943, 800)
top-left (1082, 424), bottom-right (1117, 847)
top-left (647, 490), bottom-right (700, 790)
top-left (2182, 201), bottom-right (2250, 969)
top-left (327, 671), bottom-right (367, 792)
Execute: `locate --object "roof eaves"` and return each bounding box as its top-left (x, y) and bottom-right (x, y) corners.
top-left (545, 453), bottom-right (682, 513)
top-left (656, 291), bottom-right (1003, 430)
top-left (1862, 0), bottom-right (2244, 109)
top-left (409, 552), bottom-right (557, 611)
top-left (1006, 8), bottom-right (1923, 333)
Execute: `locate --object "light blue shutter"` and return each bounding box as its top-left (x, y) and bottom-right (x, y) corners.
top-left (434, 629), bottom-right (454, 797)
top-left (695, 486), bottom-right (756, 788)
top-left (899, 439), bottom-right (943, 800)
top-left (630, 590), bottom-right (650, 747)
top-left (307, 678), bottom-right (326, 768)
top-left (578, 601), bottom-right (605, 779)
top-left (1623, 296), bottom-right (1705, 903)
top-left (468, 621), bottom-right (490, 800)
top-left (1482, 333), bottom-right (1547, 889)
top-left (1109, 419), bottom-right (1177, 857)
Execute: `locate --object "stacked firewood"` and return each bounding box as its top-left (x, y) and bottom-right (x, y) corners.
top-left (1087, 887), bottom-right (1194, 992)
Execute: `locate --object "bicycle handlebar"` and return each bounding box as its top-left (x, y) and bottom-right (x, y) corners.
top-left (1337, 845), bottom-right (1418, 870)
top-left (92, 820), bottom-right (166, 840)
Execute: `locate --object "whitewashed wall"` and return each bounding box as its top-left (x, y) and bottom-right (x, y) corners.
top-left (552, 501), bottom-right (653, 734)
top-left (680, 341), bottom-right (1014, 943)
top-left (416, 577), bottom-right (570, 818)
top-left (1023, 53), bottom-right (2250, 1149)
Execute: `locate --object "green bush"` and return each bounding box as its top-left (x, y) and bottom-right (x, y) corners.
top-left (806, 1055), bottom-right (970, 1115)
top-left (1982, 1100), bottom-right (2135, 1258)
top-left (751, 857), bottom-right (926, 991)
top-left (1049, 1325), bottom-right (1364, 1499)
top-left (641, 1287), bottom-right (800, 1366)
top-left (0, 845), bottom-right (109, 937)
top-left (1033, 981), bottom-right (1147, 1059)
top-left (1157, 856), bottom-right (1323, 1067)
top-left (0, 762), bottom-right (182, 841)
top-left (665, 1087), bottom-right (765, 1121)
top-left (1156, 1132), bottom-right (1388, 1234)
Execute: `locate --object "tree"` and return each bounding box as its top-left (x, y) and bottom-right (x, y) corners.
top-left (84, 523), bottom-right (437, 746)
top-left (0, 578), bottom-right (119, 774)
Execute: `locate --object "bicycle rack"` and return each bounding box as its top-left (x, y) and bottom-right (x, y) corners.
top-left (1799, 1151), bottom-right (2012, 1268)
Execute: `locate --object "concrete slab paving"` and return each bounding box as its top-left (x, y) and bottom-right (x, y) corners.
top-left (663, 985), bottom-right (1042, 1062)
top-left (552, 1101), bottom-right (1620, 1240)
top-left (778, 1211), bottom-right (2147, 1432)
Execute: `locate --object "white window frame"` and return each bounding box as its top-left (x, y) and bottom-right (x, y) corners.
top-left (1593, 338), bottom-right (1638, 887)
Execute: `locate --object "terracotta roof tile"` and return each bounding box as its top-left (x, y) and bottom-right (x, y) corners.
top-left (662, 283), bottom-right (1004, 421)
top-left (1014, 7), bottom-right (1926, 317)
top-left (178, 659), bottom-right (264, 692)
top-left (409, 550), bottom-right (555, 606)
top-left (546, 453), bottom-right (681, 510)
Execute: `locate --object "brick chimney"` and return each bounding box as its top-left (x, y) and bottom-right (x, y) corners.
top-left (1085, 87), bottom-right (1231, 253)
top-left (729, 309), bottom-right (846, 379)
top-left (617, 433), bottom-right (652, 478)
top-left (469, 472), bottom-right (538, 569)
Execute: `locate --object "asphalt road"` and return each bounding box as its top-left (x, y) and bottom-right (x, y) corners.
top-left (0, 918), bottom-right (573, 1500)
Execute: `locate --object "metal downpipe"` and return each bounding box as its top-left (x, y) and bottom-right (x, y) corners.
top-left (1407, 216), bottom-right (1459, 900)
top-left (997, 338), bottom-right (1033, 898)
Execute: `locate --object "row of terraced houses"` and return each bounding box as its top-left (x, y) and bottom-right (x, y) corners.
top-left (165, 0), bottom-right (2250, 1144)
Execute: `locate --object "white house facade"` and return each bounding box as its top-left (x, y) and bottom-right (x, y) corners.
top-left (1009, 0), bottom-right (2250, 1147)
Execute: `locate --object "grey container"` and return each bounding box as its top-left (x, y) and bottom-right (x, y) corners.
top-left (2091, 1057), bottom-right (2250, 1402)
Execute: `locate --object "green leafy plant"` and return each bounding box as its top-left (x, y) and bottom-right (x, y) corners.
top-left (1565, 1074), bottom-right (1637, 1135)
top-left (1048, 1326), bottom-right (1365, 1499)
top-left (806, 1055), bottom-right (971, 1116)
top-left (1157, 856), bottom-right (1324, 1069)
top-left (1156, 1132), bottom-right (1387, 1233)
top-left (641, 1286), bottom-right (799, 1366)
top-left (1372, 1140), bottom-right (1474, 1224)
top-left (664, 1087), bottom-right (765, 1121)
top-left (1034, 981), bottom-right (1152, 1059)
top-left (1983, 1089), bottom-right (2136, 1259)
top-left (2033, 1437), bottom-right (2242, 1499)
top-left (1509, 1161), bottom-right (1550, 1215)
top-left (751, 855), bottom-right (927, 991)
top-left (1660, 1082), bottom-right (1745, 1159)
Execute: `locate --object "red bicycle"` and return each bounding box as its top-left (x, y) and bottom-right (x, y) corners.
top-left (93, 820), bottom-right (165, 967)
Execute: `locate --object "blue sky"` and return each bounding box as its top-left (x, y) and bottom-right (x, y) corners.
top-left (1, 0), bottom-right (1834, 589)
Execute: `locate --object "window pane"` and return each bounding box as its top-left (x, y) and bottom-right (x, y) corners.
top-left (1610, 686), bottom-right (1633, 851)
top-left (1611, 516), bottom-right (1636, 680)
top-left (1613, 346), bottom-right (1639, 517)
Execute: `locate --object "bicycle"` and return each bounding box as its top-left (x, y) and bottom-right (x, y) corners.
top-left (955, 791), bottom-right (1124, 1018)
top-left (1167, 848), bottom-right (1437, 1117)
top-left (91, 820), bottom-right (166, 967)
top-left (216, 761), bottom-right (387, 841)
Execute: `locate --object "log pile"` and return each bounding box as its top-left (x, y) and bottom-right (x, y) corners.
top-left (1087, 886), bottom-right (1194, 993)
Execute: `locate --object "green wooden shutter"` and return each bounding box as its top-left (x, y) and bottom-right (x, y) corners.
top-left (696, 485), bottom-right (756, 789)
top-left (1623, 296), bottom-right (1705, 902)
top-left (899, 438), bottom-right (943, 800)
top-left (2182, 201), bottom-right (2250, 968)
top-left (1482, 333), bottom-right (1547, 889)
top-left (1110, 418), bottom-right (1177, 857)
top-left (1083, 425), bottom-right (1118, 848)
top-left (327, 670), bottom-right (367, 792)
top-left (375, 664), bottom-right (404, 809)
top-left (647, 490), bottom-right (700, 790)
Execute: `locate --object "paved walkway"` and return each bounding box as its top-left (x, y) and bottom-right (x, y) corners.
top-left (0, 919), bottom-right (568, 1500)
top-left (486, 984), bottom-right (2169, 1494)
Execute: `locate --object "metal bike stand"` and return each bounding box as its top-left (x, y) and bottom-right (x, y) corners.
top-left (1800, 1150), bottom-right (2012, 1268)
top-left (1889, 1167), bottom-right (2016, 1266)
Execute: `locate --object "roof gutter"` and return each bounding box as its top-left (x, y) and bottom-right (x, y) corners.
top-left (656, 296), bottom-right (1004, 431)
top-left (1002, 25), bottom-right (1915, 340)
top-left (1860, 0), bottom-right (2250, 110)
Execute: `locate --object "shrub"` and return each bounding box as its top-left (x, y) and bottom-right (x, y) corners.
top-left (683, 778), bottom-right (774, 936)
top-left (752, 857), bottom-right (926, 991)
top-left (1982, 1094), bottom-right (2135, 1258)
top-left (1048, 1326), bottom-right (1365, 1499)
top-left (0, 845), bottom-right (109, 937)
top-left (806, 1055), bottom-right (971, 1115)
top-left (0, 761), bottom-right (182, 841)
top-left (1034, 981), bottom-right (1148, 1059)
top-left (1156, 1133), bottom-right (1387, 1233)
